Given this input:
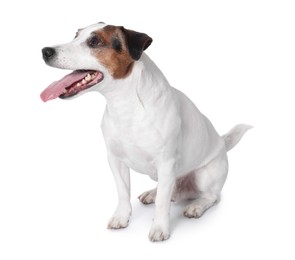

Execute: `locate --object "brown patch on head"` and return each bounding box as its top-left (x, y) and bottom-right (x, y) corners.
top-left (87, 25), bottom-right (152, 79)
top-left (88, 25), bottom-right (134, 79)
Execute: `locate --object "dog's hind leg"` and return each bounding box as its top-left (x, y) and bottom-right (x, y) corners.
top-left (138, 188), bottom-right (157, 204)
top-left (138, 171), bottom-right (198, 204)
top-left (183, 153), bottom-right (228, 218)
top-left (172, 171), bottom-right (199, 202)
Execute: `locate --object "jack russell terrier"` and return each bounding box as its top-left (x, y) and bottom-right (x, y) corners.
top-left (41, 22), bottom-right (251, 242)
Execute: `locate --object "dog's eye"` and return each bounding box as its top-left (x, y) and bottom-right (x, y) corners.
top-left (87, 35), bottom-right (102, 48)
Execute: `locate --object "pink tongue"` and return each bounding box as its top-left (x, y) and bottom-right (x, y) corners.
top-left (40, 71), bottom-right (90, 102)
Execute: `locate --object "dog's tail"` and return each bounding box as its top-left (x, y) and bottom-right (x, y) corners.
top-left (222, 124), bottom-right (252, 152)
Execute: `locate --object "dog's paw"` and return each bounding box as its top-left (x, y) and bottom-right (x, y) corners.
top-left (107, 204), bottom-right (131, 229)
top-left (148, 224), bottom-right (170, 242)
top-left (138, 189), bottom-right (156, 204)
top-left (183, 204), bottom-right (204, 218)
top-left (107, 214), bottom-right (130, 229)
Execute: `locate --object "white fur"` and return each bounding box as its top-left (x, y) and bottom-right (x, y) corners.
top-left (46, 23), bottom-right (250, 241)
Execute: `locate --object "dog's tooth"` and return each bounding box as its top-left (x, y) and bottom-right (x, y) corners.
top-left (82, 79), bottom-right (86, 84)
top-left (77, 82), bottom-right (81, 87)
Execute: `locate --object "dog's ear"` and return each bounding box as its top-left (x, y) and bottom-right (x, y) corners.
top-left (120, 27), bottom-right (153, 61)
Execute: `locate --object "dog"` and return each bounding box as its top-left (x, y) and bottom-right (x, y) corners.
top-left (41, 22), bottom-right (251, 242)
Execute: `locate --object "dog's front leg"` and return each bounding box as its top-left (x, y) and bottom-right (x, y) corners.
top-left (107, 154), bottom-right (131, 229)
top-left (149, 160), bottom-right (175, 242)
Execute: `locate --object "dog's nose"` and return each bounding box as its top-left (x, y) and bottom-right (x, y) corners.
top-left (42, 47), bottom-right (56, 61)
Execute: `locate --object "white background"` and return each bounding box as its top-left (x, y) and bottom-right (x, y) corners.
top-left (1, 0), bottom-right (294, 259)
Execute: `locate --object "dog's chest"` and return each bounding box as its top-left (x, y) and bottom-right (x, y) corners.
top-left (102, 116), bottom-right (165, 180)
top-left (108, 138), bottom-right (158, 180)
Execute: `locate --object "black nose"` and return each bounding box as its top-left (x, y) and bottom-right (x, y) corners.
top-left (42, 47), bottom-right (56, 61)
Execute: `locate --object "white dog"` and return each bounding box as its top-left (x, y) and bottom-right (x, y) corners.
top-left (41, 22), bottom-right (251, 242)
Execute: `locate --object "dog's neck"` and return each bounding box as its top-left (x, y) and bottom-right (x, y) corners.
top-left (97, 53), bottom-right (171, 118)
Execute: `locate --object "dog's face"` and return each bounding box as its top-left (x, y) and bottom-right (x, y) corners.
top-left (40, 22), bottom-right (152, 102)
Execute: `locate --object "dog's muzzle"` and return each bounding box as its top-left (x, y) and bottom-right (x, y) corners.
top-left (42, 47), bottom-right (56, 62)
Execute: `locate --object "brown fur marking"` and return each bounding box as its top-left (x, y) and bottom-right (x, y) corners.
top-left (91, 25), bottom-right (134, 79)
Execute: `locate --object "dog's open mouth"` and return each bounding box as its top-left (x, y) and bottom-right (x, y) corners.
top-left (40, 70), bottom-right (104, 102)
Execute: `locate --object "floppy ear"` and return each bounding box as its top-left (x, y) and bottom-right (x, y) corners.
top-left (120, 27), bottom-right (153, 60)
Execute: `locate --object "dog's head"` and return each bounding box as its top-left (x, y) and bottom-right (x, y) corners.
top-left (40, 22), bottom-right (152, 102)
